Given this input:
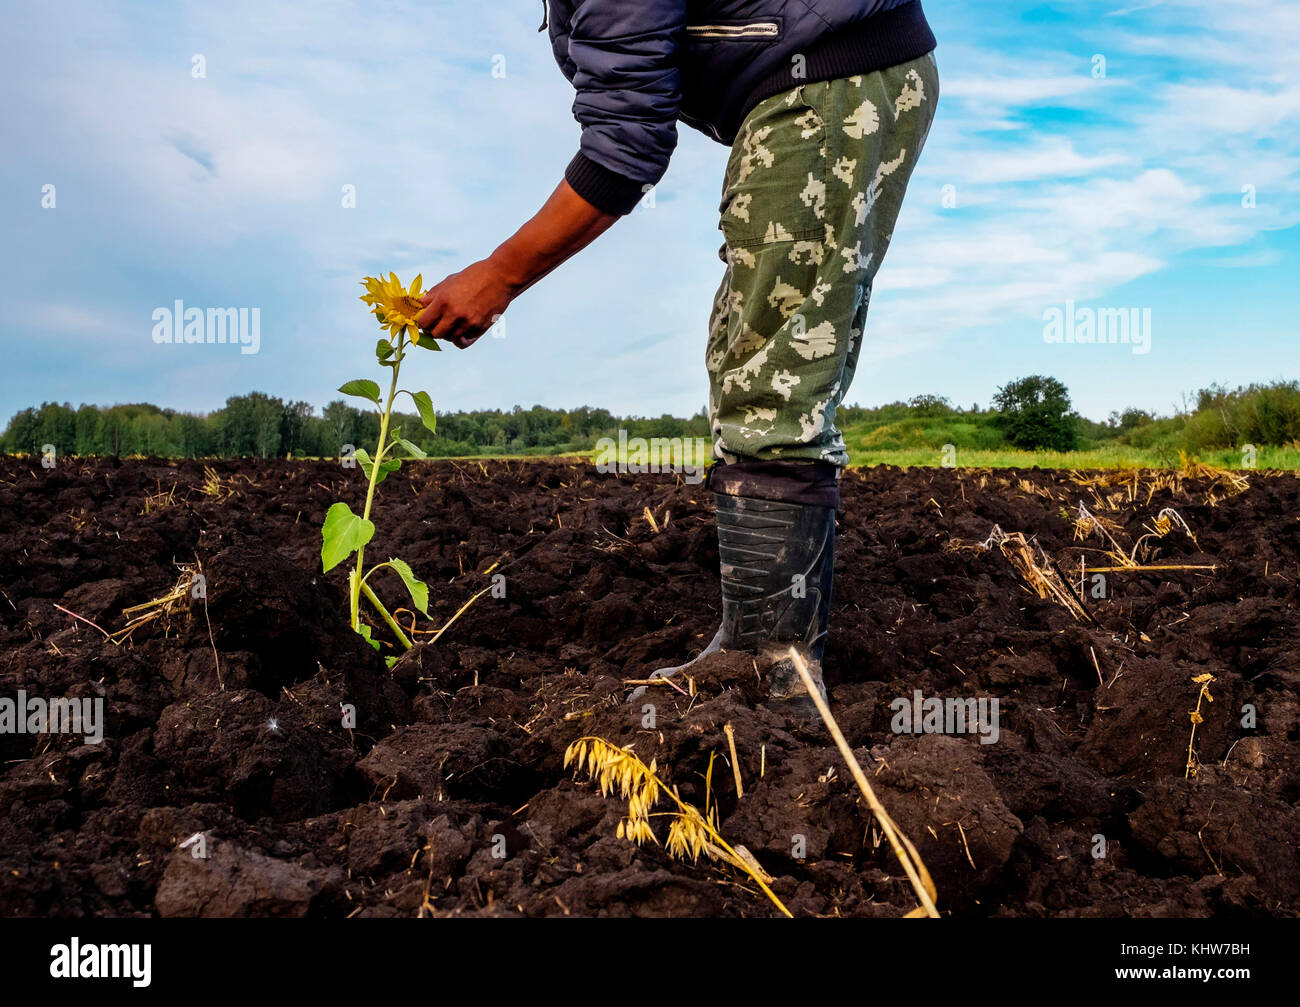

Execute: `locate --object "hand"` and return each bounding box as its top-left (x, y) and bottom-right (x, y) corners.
top-left (414, 180), bottom-right (619, 348)
top-left (415, 259), bottom-right (517, 349)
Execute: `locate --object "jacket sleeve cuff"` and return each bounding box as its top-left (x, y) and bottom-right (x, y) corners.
top-left (564, 151), bottom-right (648, 216)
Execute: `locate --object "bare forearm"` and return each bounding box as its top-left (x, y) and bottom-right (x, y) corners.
top-left (488, 180), bottom-right (619, 295)
top-left (416, 179), bottom-right (619, 347)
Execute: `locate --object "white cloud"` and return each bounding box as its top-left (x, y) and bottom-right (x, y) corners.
top-left (23, 304), bottom-right (138, 340)
top-left (926, 138), bottom-right (1128, 185)
top-left (1106, 1), bottom-right (1167, 17)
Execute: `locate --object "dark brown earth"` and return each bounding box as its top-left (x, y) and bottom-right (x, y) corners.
top-left (1, 456), bottom-right (1297, 917)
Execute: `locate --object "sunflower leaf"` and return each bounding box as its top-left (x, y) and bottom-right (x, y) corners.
top-left (354, 448), bottom-right (400, 485)
top-left (393, 436), bottom-right (427, 459)
top-left (409, 390), bottom-right (437, 434)
top-left (321, 502), bottom-right (375, 572)
top-left (338, 379), bottom-right (381, 404)
top-left (384, 558), bottom-right (429, 616)
top-left (357, 623), bottom-right (382, 651)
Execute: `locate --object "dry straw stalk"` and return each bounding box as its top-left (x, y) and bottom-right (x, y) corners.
top-left (787, 647), bottom-right (941, 918)
top-left (564, 736), bottom-right (792, 917)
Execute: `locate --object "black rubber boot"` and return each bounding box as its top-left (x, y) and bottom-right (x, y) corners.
top-left (634, 492), bottom-right (835, 716)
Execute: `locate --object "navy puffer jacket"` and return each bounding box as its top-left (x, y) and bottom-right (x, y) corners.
top-left (544, 0), bottom-right (936, 215)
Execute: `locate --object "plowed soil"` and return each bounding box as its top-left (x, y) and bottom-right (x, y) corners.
top-left (1, 456), bottom-right (1297, 917)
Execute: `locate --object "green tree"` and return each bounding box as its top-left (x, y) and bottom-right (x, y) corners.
top-left (249, 393), bottom-right (283, 458)
top-left (907, 394), bottom-right (953, 417)
top-left (992, 375), bottom-right (1077, 451)
top-left (280, 400), bottom-right (315, 458)
top-left (2, 408), bottom-right (39, 454)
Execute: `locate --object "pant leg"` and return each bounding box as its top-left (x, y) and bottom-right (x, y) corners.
top-left (707, 52), bottom-right (939, 469)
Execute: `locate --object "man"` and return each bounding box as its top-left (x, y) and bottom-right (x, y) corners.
top-left (416, 1), bottom-right (938, 714)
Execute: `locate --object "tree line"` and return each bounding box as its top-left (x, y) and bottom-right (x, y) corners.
top-left (3, 378), bottom-right (1296, 458)
top-left (0, 395), bottom-right (710, 459)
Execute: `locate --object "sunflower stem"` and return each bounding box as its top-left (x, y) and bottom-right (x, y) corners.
top-left (360, 580), bottom-right (412, 650)
top-left (349, 334), bottom-right (406, 635)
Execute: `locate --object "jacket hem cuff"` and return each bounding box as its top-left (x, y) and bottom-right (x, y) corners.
top-left (564, 152), bottom-right (648, 216)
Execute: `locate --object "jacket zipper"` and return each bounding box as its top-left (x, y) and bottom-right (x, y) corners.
top-left (685, 22), bottom-right (779, 39)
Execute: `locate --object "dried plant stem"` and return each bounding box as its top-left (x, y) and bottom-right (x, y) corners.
top-left (194, 558), bottom-right (222, 690)
top-left (110, 568), bottom-right (197, 643)
top-left (651, 781), bottom-right (789, 916)
top-left (787, 648), bottom-right (940, 918)
top-left (981, 526), bottom-right (1090, 622)
top-left (119, 587), bottom-right (188, 617)
top-left (723, 723), bottom-right (744, 798)
top-left (565, 737), bottom-right (791, 917)
top-left (1084, 564), bottom-right (1217, 573)
top-left (1185, 674), bottom-right (1216, 779)
top-left (427, 582), bottom-right (494, 645)
top-left (52, 604), bottom-right (113, 641)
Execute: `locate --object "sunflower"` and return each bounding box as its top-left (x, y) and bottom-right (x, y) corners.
top-left (360, 272), bottom-right (425, 344)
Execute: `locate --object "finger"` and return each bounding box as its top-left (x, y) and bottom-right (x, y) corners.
top-left (415, 300), bottom-right (441, 329)
top-left (455, 320), bottom-right (490, 349)
top-left (426, 313), bottom-right (463, 342)
top-left (449, 321), bottom-right (483, 346)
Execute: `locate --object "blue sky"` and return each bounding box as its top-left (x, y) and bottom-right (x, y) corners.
top-left (1, 0), bottom-right (1296, 425)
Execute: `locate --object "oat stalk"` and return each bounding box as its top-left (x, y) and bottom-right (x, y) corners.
top-left (564, 736), bottom-right (791, 917)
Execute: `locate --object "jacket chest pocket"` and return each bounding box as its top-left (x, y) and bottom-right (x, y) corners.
top-left (685, 19), bottom-right (782, 40)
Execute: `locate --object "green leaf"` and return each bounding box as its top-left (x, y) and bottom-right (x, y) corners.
top-left (384, 655), bottom-right (399, 668)
top-left (414, 329), bottom-right (442, 351)
top-left (394, 436), bottom-right (427, 459)
top-left (338, 378), bottom-right (381, 404)
top-left (375, 339), bottom-right (395, 361)
top-left (384, 558), bottom-right (429, 615)
top-left (357, 623), bottom-right (382, 651)
top-left (410, 390), bottom-right (437, 434)
top-left (354, 448), bottom-right (401, 485)
top-left (321, 502), bottom-right (375, 572)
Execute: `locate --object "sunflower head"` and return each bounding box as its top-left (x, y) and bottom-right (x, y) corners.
top-left (360, 272), bottom-right (426, 345)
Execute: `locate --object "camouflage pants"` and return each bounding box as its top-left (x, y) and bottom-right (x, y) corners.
top-left (706, 53), bottom-right (938, 467)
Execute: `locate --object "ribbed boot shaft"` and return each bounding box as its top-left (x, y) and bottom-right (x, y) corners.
top-left (714, 493), bottom-right (834, 659)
